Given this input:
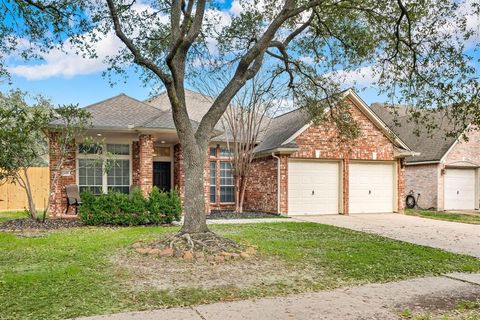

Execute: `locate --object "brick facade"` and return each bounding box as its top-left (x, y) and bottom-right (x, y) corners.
top-left (48, 132), bottom-right (76, 218)
top-left (444, 129), bottom-right (480, 167)
top-left (131, 141), bottom-right (140, 186)
top-left (405, 163), bottom-right (440, 209)
top-left (243, 156), bottom-right (278, 213)
top-left (404, 128), bottom-right (480, 211)
top-left (48, 97), bottom-right (408, 217)
top-left (244, 97), bottom-right (405, 215)
top-left (137, 134), bottom-right (154, 194)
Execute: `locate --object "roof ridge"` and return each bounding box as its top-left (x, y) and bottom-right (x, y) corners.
top-left (83, 93), bottom-right (127, 109)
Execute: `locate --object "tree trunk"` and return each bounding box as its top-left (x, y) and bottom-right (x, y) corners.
top-left (21, 168), bottom-right (37, 220)
top-left (180, 142), bottom-right (210, 234)
top-left (238, 175), bottom-right (247, 213)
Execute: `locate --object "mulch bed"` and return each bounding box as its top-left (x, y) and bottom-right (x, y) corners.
top-left (207, 210), bottom-right (288, 220)
top-left (0, 218), bottom-right (84, 231)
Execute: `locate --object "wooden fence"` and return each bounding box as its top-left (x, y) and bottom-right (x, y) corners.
top-left (0, 167), bottom-right (50, 212)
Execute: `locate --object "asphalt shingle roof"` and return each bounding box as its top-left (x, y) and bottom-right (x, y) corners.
top-left (369, 103), bottom-right (462, 163)
top-left (255, 108), bottom-right (310, 153)
top-left (50, 93), bottom-right (198, 130)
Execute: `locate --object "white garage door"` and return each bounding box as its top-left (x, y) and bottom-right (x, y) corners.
top-left (288, 160), bottom-right (339, 215)
top-left (444, 169), bottom-right (476, 210)
top-left (349, 162), bottom-right (394, 214)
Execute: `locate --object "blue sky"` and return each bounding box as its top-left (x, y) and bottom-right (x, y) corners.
top-left (1, 0), bottom-right (478, 108)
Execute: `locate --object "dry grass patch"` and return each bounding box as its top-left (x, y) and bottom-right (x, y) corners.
top-left (113, 248), bottom-right (323, 291)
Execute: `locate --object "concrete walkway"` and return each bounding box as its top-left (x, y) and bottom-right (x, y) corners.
top-left (74, 273), bottom-right (480, 320)
top-left (206, 217), bottom-right (295, 224)
top-left (293, 213), bottom-right (480, 258)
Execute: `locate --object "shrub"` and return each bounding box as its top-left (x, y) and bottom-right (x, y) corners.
top-left (79, 186), bottom-right (181, 226)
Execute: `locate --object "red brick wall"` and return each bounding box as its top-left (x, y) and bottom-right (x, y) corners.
top-left (405, 163), bottom-right (440, 210)
top-left (290, 99), bottom-right (395, 161)
top-left (444, 128), bottom-right (480, 167)
top-left (243, 155), bottom-right (279, 213)
top-left (48, 131), bottom-right (76, 218)
top-left (132, 141), bottom-right (140, 187)
top-left (397, 158), bottom-right (405, 213)
top-left (138, 134), bottom-right (153, 195)
top-left (244, 97), bottom-right (404, 215)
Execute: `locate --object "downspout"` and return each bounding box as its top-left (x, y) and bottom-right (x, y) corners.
top-left (272, 152), bottom-right (281, 214)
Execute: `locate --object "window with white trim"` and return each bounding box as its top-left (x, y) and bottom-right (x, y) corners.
top-left (78, 159), bottom-right (103, 194)
top-left (77, 143), bottom-right (131, 194)
top-left (220, 161), bottom-right (234, 203)
top-left (210, 161), bottom-right (216, 203)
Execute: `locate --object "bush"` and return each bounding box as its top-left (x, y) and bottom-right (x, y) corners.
top-left (79, 186), bottom-right (181, 226)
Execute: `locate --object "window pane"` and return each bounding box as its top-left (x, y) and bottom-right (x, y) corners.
top-left (210, 147), bottom-right (217, 157)
top-left (107, 160), bottom-right (130, 194)
top-left (210, 186), bottom-right (216, 203)
top-left (78, 159), bottom-right (103, 194)
top-left (78, 143), bottom-right (101, 154)
top-left (220, 186), bottom-right (235, 203)
top-left (107, 144), bottom-right (130, 155)
top-left (219, 147), bottom-right (232, 157)
top-left (210, 161), bottom-right (216, 203)
top-left (219, 161), bottom-right (234, 203)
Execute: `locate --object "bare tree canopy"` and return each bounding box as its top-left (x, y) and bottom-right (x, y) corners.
top-left (1, 0), bottom-right (479, 236)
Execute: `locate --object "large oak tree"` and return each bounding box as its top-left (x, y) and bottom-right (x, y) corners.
top-left (1, 0), bottom-right (478, 237)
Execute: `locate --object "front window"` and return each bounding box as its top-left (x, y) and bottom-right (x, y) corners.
top-left (220, 161), bottom-right (234, 203)
top-left (107, 159), bottom-right (130, 193)
top-left (78, 159), bottom-right (103, 194)
top-left (219, 147), bottom-right (233, 157)
top-left (78, 143), bottom-right (131, 194)
top-left (210, 161), bottom-right (216, 203)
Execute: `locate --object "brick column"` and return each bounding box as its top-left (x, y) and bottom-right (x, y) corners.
top-left (138, 134), bottom-right (154, 195)
top-left (131, 141), bottom-right (140, 187)
top-left (279, 155), bottom-right (289, 214)
top-left (342, 157), bottom-right (349, 215)
top-left (48, 131), bottom-right (76, 218)
top-left (397, 158), bottom-right (405, 213)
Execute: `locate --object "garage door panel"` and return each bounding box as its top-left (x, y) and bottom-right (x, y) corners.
top-left (349, 162), bottom-right (394, 214)
top-left (288, 161), bottom-right (339, 215)
top-left (445, 169), bottom-right (476, 210)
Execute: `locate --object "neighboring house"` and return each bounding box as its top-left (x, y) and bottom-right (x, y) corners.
top-left (48, 89), bottom-right (414, 218)
top-left (371, 103), bottom-right (480, 211)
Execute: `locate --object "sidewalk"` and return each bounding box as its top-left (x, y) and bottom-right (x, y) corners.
top-left (74, 273), bottom-right (480, 320)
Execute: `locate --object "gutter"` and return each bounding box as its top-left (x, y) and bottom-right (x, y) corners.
top-left (272, 152), bottom-right (281, 214)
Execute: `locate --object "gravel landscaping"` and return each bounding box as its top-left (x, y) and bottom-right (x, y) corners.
top-left (0, 217), bottom-right (84, 231)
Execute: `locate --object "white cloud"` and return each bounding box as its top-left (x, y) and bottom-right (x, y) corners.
top-left (8, 32), bottom-right (123, 80)
top-left (326, 66), bottom-right (378, 88)
top-left (230, 0), bottom-right (243, 17)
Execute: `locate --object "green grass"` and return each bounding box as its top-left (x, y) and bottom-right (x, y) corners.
top-left (1, 222), bottom-right (480, 319)
top-left (406, 209), bottom-right (480, 225)
top-left (0, 210), bottom-right (27, 222)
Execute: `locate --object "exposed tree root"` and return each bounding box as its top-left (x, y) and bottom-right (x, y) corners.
top-left (152, 231), bottom-right (243, 255)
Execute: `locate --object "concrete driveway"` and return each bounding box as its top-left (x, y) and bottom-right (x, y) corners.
top-left (294, 213), bottom-right (480, 258)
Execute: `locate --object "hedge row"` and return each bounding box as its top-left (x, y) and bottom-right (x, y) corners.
top-left (78, 187), bottom-right (181, 226)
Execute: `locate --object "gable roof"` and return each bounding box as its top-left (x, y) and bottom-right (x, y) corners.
top-left (146, 89), bottom-right (271, 142)
top-left (255, 89), bottom-right (411, 154)
top-left (49, 93), bottom-right (199, 131)
top-left (369, 103), bottom-right (463, 163)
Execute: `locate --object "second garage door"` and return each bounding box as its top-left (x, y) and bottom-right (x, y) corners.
top-left (349, 162), bottom-right (395, 213)
top-left (288, 160), bottom-right (340, 215)
top-left (444, 168), bottom-right (476, 210)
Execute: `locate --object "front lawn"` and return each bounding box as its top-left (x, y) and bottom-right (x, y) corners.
top-left (0, 210), bottom-right (27, 222)
top-left (406, 209), bottom-right (480, 225)
top-left (1, 222), bottom-right (480, 320)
